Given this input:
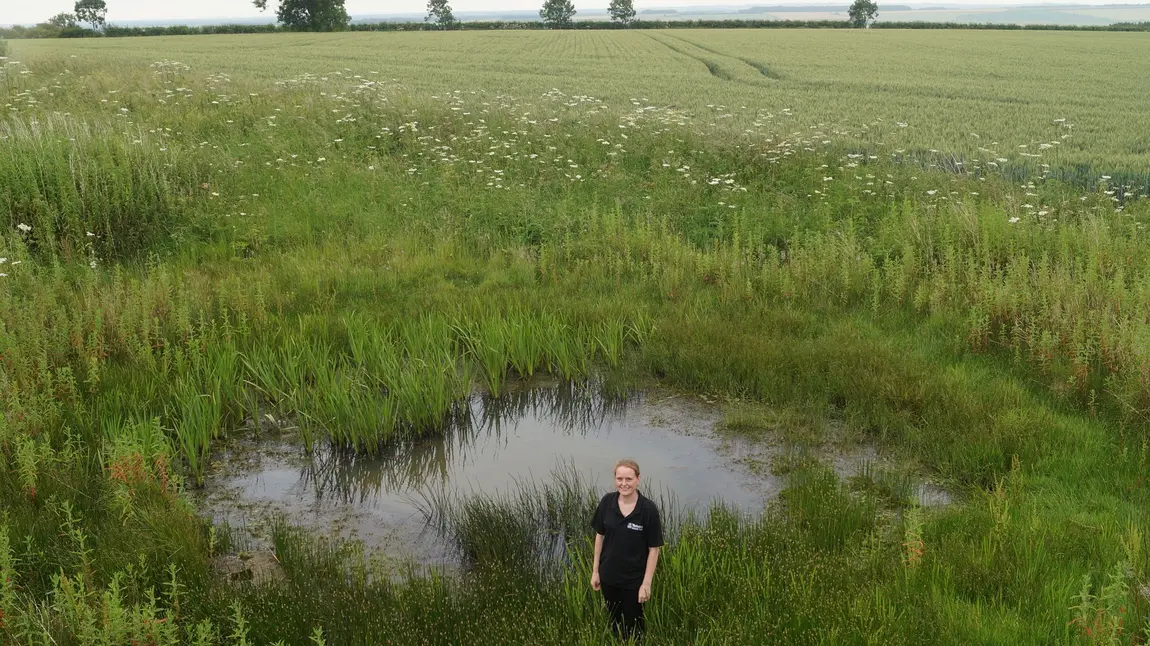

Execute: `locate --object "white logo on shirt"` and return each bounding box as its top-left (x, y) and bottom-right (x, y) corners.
top-left (627, 522), bottom-right (643, 531)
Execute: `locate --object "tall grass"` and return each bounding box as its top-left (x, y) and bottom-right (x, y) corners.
top-left (0, 115), bottom-right (211, 261)
top-left (417, 464), bottom-right (597, 575)
top-left (1, 45), bottom-right (1149, 644)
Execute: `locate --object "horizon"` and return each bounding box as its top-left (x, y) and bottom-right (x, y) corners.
top-left (4, 0), bottom-right (1150, 27)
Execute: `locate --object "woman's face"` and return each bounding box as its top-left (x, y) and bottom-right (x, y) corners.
top-left (615, 466), bottom-right (640, 496)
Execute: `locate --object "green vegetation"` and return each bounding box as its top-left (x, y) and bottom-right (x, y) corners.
top-left (426, 0), bottom-right (457, 28)
top-left (849, 0), bottom-right (880, 27)
top-left (608, 0), bottom-right (637, 25)
top-left (4, 19), bottom-right (1150, 41)
top-left (540, 0), bottom-right (579, 28)
top-left (252, 0), bottom-right (351, 31)
top-left (47, 13), bottom-right (80, 30)
top-left (11, 30), bottom-right (1148, 179)
top-left (1, 31), bottom-right (1149, 644)
top-left (74, 0), bottom-right (109, 30)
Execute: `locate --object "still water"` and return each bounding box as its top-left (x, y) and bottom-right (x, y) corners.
top-left (200, 381), bottom-right (780, 567)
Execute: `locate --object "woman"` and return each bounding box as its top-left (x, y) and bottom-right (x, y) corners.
top-left (590, 459), bottom-right (663, 642)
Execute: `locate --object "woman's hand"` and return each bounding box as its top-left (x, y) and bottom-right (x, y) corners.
top-left (591, 571), bottom-right (600, 591)
top-left (638, 584), bottom-right (651, 603)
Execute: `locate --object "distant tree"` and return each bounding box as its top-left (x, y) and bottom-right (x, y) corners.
top-left (48, 12), bottom-right (80, 29)
top-left (848, 0), bottom-right (878, 27)
top-left (73, 0), bottom-right (108, 29)
top-left (425, 0), bottom-right (456, 28)
top-left (252, 0), bottom-right (350, 31)
top-left (608, 0), bottom-right (636, 24)
top-left (539, 0), bottom-right (576, 28)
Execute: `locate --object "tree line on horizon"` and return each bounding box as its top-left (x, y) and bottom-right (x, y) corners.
top-left (2, 0), bottom-right (1147, 39)
top-left (253, 0), bottom-right (643, 30)
top-left (427, 0), bottom-right (878, 29)
top-left (4, 0), bottom-right (873, 33)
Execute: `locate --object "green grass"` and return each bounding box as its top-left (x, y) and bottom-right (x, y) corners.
top-left (0, 31), bottom-right (1149, 644)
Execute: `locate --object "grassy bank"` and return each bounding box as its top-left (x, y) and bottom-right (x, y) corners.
top-left (1, 37), bottom-right (1149, 644)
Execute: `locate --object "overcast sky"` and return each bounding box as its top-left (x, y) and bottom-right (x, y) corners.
top-left (5, 0), bottom-right (1147, 24)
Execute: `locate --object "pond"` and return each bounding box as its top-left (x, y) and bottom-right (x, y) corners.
top-left (198, 379), bottom-right (948, 572)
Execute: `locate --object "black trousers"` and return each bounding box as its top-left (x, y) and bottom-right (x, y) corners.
top-left (601, 584), bottom-right (644, 642)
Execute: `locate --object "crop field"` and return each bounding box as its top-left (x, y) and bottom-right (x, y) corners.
top-left (1, 29), bottom-right (1150, 644)
top-left (10, 30), bottom-right (1150, 175)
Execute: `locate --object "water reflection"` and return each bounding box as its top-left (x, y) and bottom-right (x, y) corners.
top-left (201, 381), bottom-right (773, 567)
top-left (298, 380), bottom-right (632, 506)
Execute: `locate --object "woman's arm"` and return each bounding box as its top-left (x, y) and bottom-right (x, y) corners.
top-left (638, 546), bottom-right (660, 602)
top-left (591, 533), bottom-right (604, 590)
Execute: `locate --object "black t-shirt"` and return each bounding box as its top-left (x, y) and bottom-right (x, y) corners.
top-left (591, 491), bottom-right (664, 588)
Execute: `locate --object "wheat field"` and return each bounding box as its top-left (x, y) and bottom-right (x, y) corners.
top-left (12, 29), bottom-right (1150, 174)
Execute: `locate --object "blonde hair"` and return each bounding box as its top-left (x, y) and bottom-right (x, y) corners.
top-left (614, 459), bottom-right (641, 477)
